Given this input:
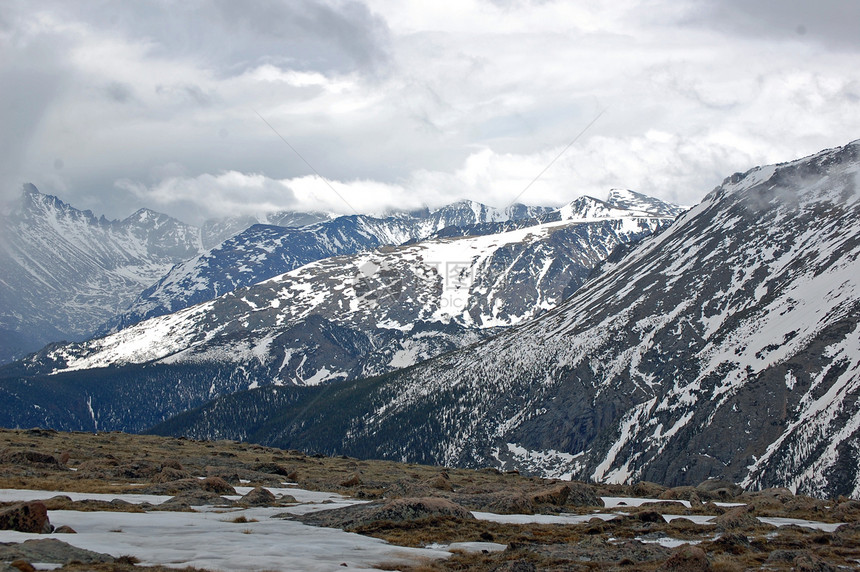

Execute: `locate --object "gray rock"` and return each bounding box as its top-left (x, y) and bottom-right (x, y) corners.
top-left (0, 539), bottom-right (113, 564)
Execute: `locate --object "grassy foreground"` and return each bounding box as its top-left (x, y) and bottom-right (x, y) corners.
top-left (1, 428), bottom-right (859, 571)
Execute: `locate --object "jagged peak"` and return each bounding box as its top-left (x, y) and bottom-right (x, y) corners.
top-left (604, 188), bottom-right (685, 217)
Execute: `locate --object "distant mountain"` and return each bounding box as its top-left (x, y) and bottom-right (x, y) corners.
top-left (603, 188), bottom-right (687, 217)
top-left (0, 186), bottom-right (558, 359)
top-left (151, 141), bottom-right (860, 499)
top-left (200, 211), bottom-right (333, 249)
top-left (13, 196), bottom-right (676, 382)
top-left (102, 200), bottom-right (561, 333)
top-left (0, 185), bottom-right (203, 363)
top-left (0, 193), bottom-right (679, 432)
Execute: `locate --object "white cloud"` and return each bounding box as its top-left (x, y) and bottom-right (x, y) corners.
top-left (2, 0), bottom-right (860, 223)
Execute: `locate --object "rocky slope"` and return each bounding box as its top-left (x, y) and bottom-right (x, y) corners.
top-left (4, 197), bottom-right (675, 386)
top-left (104, 201), bottom-right (558, 333)
top-left (154, 141), bottom-right (860, 499)
top-left (0, 185), bottom-right (203, 363)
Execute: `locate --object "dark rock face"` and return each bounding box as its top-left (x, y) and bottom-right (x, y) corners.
top-left (0, 502), bottom-right (51, 534)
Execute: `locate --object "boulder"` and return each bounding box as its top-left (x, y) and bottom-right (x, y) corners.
top-left (713, 506), bottom-right (759, 531)
top-left (252, 462), bottom-right (291, 476)
top-left (452, 492), bottom-right (535, 514)
top-left (239, 487), bottom-right (276, 507)
top-left (428, 472), bottom-right (453, 491)
top-left (634, 510), bottom-right (667, 523)
top-left (833, 500), bottom-right (860, 522)
top-left (0, 451), bottom-right (59, 466)
top-left (201, 476), bottom-right (236, 495)
top-left (0, 502), bottom-right (52, 533)
top-left (372, 497), bottom-right (475, 522)
top-left (298, 497), bottom-right (474, 530)
top-left (340, 474), bottom-right (361, 487)
top-left (530, 484), bottom-right (570, 506)
top-left (793, 552), bottom-right (838, 572)
top-left (711, 533), bottom-right (750, 554)
top-left (633, 481), bottom-right (668, 498)
top-left (566, 482), bottom-right (604, 507)
top-left (53, 525), bottom-right (76, 534)
top-left (160, 458), bottom-right (184, 471)
top-left (157, 491), bottom-right (234, 511)
top-left (0, 539), bottom-right (113, 565)
top-left (696, 479), bottom-right (743, 499)
top-left (10, 560), bottom-right (36, 572)
top-left (659, 545), bottom-right (710, 571)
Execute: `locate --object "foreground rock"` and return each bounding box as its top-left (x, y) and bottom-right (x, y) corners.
top-left (297, 497), bottom-right (475, 530)
top-left (239, 486), bottom-right (282, 507)
top-left (0, 539), bottom-right (113, 565)
top-left (156, 490), bottom-right (235, 511)
top-left (0, 503), bottom-right (51, 534)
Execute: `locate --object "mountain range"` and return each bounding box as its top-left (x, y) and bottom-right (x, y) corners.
top-left (101, 201), bottom-right (557, 334)
top-left (0, 188), bottom-right (554, 363)
top-left (0, 185), bottom-right (203, 364)
top-left (13, 193), bottom-right (676, 389)
top-left (4, 140), bottom-right (858, 500)
top-left (148, 141), bottom-right (860, 499)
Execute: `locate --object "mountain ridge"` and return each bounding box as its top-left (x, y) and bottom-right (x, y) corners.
top-left (101, 197), bottom-right (642, 334)
top-left (150, 141), bottom-right (860, 499)
top-left (0, 185), bottom-right (204, 363)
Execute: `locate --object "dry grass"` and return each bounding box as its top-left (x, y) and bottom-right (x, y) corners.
top-left (227, 515), bottom-right (258, 523)
top-left (2, 428), bottom-right (859, 572)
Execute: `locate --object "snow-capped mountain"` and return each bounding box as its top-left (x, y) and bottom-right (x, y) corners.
top-left (603, 188), bottom-right (688, 217)
top-left (103, 201), bottom-right (561, 333)
top-left (17, 198), bottom-right (675, 382)
top-left (200, 210), bottom-right (333, 249)
top-left (0, 185), bottom-right (204, 363)
top-left (0, 194), bottom-right (678, 432)
top-left (155, 141), bottom-right (860, 499)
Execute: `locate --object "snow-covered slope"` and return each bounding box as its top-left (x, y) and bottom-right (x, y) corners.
top-left (0, 185), bottom-right (204, 363)
top-left (24, 202), bottom-right (674, 386)
top-left (155, 141), bottom-right (860, 499)
top-left (604, 188), bottom-right (687, 217)
top-left (103, 201), bottom-right (561, 333)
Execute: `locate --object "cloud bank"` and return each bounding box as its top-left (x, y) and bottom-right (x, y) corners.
top-left (2, 0), bottom-right (859, 224)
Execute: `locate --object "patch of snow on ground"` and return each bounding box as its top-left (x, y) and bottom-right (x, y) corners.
top-left (0, 488), bottom-right (450, 572)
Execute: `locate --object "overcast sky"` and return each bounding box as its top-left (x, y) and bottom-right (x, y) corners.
top-left (2, 0), bottom-right (859, 225)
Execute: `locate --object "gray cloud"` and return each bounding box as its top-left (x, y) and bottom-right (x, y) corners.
top-left (2, 1), bottom-right (860, 224)
top-left (686, 0), bottom-right (860, 50)
top-left (52, 0), bottom-right (392, 76)
top-left (104, 81), bottom-right (134, 103)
